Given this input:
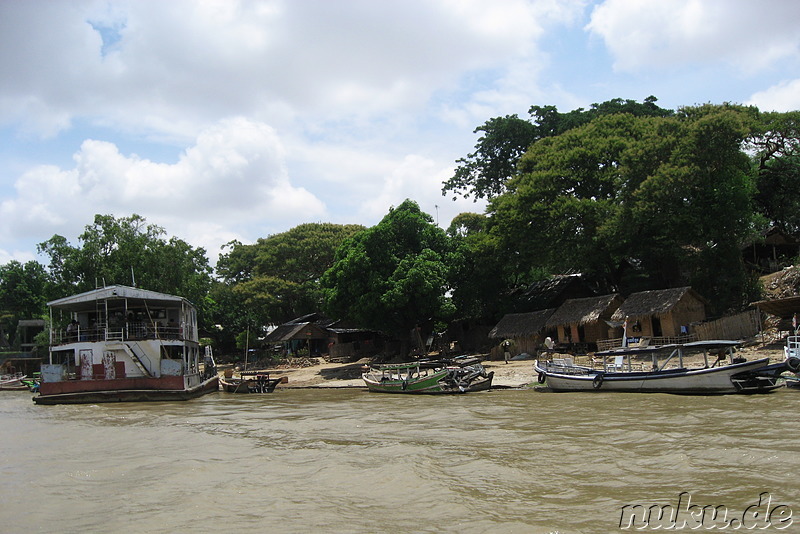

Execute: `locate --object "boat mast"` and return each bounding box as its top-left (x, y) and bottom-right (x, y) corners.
top-left (243, 325), bottom-right (249, 372)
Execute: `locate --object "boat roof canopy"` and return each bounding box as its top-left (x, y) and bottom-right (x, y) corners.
top-left (48, 285), bottom-right (192, 312)
top-left (595, 345), bottom-right (667, 357)
top-left (595, 340), bottom-right (741, 357)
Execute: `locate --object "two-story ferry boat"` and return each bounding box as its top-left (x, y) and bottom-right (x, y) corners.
top-left (34, 285), bottom-right (218, 405)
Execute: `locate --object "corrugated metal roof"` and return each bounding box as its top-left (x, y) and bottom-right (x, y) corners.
top-left (48, 285), bottom-right (190, 310)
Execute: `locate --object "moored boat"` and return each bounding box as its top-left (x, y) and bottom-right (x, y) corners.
top-left (33, 285), bottom-right (218, 405)
top-left (220, 371), bottom-right (284, 393)
top-left (784, 335), bottom-right (800, 388)
top-left (0, 373), bottom-right (30, 391)
top-left (534, 340), bottom-right (785, 394)
top-left (362, 359), bottom-right (494, 394)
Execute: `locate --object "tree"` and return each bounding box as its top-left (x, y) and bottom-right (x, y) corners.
top-left (322, 200), bottom-right (456, 355)
top-left (0, 260), bottom-right (50, 347)
top-left (442, 114), bottom-right (539, 200)
top-left (215, 223), bottom-right (365, 329)
top-left (446, 213), bottom-right (520, 321)
top-left (37, 214), bottom-right (213, 318)
top-left (488, 105), bottom-right (760, 313)
top-left (746, 110), bottom-right (800, 232)
top-left (443, 96), bottom-right (673, 200)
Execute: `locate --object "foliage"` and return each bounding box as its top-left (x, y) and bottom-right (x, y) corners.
top-left (487, 105), bottom-right (761, 313)
top-left (37, 213), bottom-right (213, 320)
top-left (214, 223), bottom-right (365, 337)
top-left (0, 260), bottom-right (51, 346)
top-left (322, 200), bottom-right (456, 352)
top-left (446, 213), bottom-right (520, 321)
top-left (442, 114), bottom-right (539, 200)
top-left (746, 110), bottom-right (800, 233)
top-left (443, 96), bottom-right (673, 200)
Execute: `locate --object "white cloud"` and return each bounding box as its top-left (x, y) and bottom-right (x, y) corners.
top-left (0, 0), bottom-right (572, 141)
top-left (748, 79), bottom-right (800, 112)
top-left (356, 154), bottom-right (487, 228)
top-left (0, 118), bottom-right (324, 263)
top-left (586, 0), bottom-right (800, 73)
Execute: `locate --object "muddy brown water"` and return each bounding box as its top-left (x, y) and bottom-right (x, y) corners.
top-left (1, 387), bottom-right (798, 533)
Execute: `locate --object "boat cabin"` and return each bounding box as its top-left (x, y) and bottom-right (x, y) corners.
top-left (44, 285), bottom-right (201, 382)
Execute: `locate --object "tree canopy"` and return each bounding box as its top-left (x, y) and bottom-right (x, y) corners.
top-left (37, 214), bottom-right (213, 316)
top-left (442, 96), bottom-right (673, 201)
top-left (322, 200), bottom-right (456, 353)
top-left (0, 260), bottom-right (50, 347)
top-left (486, 104), bottom-right (762, 313)
top-left (212, 223), bottom-right (364, 350)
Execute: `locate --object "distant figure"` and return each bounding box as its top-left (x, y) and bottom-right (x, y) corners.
top-left (544, 337), bottom-right (554, 350)
top-left (503, 340), bottom-right (511, 364)
top-left (66, 320), bottom-right (78, 341)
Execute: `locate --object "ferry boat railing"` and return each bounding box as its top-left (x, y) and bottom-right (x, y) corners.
top-left (52, 323), bottom-right (188, 346)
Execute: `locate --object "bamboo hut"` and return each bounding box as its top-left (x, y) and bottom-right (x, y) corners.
top-left (488, 309), bottom-right (555, 357)
top-left (264, 313), bottom-right (382, 360)
top-left (546, 294), bottom-right (624, 351)
top-left (521, 274), bottom-right (595, 310)
top-left (611, 287), bottom-right (707, 343)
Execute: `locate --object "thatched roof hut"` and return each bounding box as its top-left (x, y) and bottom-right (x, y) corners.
top-left (546, 294), bottom-right (624, 329)
top-left (611, 287), bottom-right (707, 339)
top-left (545, 294), bottom-right (624, 347)
top-left (263, 313), bottom-right (382, 360)
top-left (489, 309), bottom-right (555, 340)
top-left (522, 274), bottom-right (595, 310)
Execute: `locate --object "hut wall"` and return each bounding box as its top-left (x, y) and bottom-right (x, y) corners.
top-left (625, 317), bottom-right (652, 338)
top-left (665, 295), bottom-right (707, 336)
top-left (582, 321), bottom-right (606, 343)
top-left (490, 335), bottom-right (541, 360)
top-left (329, 337), bottom-right (382, 360)
top-left (569, 324), bottom-right (580, 342)
top-left (556, 325), bottom-right (569, 344)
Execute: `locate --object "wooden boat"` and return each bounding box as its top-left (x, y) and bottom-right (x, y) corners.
top-left (784, 335), bottom-right (800, 389)
top-left (534, 340), bottom-right (785, 394)
top-left (0, 373), bottom-right (30, 391)
top-left (362, 359), bottom-right (494, 394)
top-left (220, 371), bottom-right (284, 393)
top-left (33, 285), bottom-right (218, 405)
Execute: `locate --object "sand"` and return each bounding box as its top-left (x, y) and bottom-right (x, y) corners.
top-left (222, 338), bottom-right (788, 390)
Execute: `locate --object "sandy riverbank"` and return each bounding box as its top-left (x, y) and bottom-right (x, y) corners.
top-left (220, 339), bottom-right (788, 390)
top-left (219, 357), bottom-right (538, 389)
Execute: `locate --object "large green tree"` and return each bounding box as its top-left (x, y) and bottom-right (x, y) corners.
top-left (443, 96), bottom-right (673, 200)
top-left (322, 200), bottom-right (456, 355)
top-left (212, 223), bottom-right (364, 351)
top-left (488, 105), bottom-right (761, 313)
top-left (747, 110), bottom-right (800, 233)
top-left (0, 260), bottom-right (50, 347)
top-left (37, 214), bottom-right (213, 316)
top-left (446, 212), bottom-right (524, 321)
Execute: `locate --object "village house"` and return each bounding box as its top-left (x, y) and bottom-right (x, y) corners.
top-left (488, 309), bottom-right (555, 359)
top-left (545, 294), bottom-right (625, 352)
top-left (609, 286), bottom-right (708, 346)
top-left (263, 313), bottom-right (383, 361)
top-left (520, 273), bottom-right (597, 311)
top-left (742, 227), bottom-right (800, 274)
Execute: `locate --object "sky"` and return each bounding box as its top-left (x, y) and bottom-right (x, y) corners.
top-left (2, 0), bottom-right (800, 268)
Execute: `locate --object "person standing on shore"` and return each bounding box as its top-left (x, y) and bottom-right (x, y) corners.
top-left (503, 339), bottom-right (511, 364)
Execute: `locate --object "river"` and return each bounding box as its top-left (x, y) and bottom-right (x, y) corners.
top-left (1, 388), bottom-right (798, 533)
